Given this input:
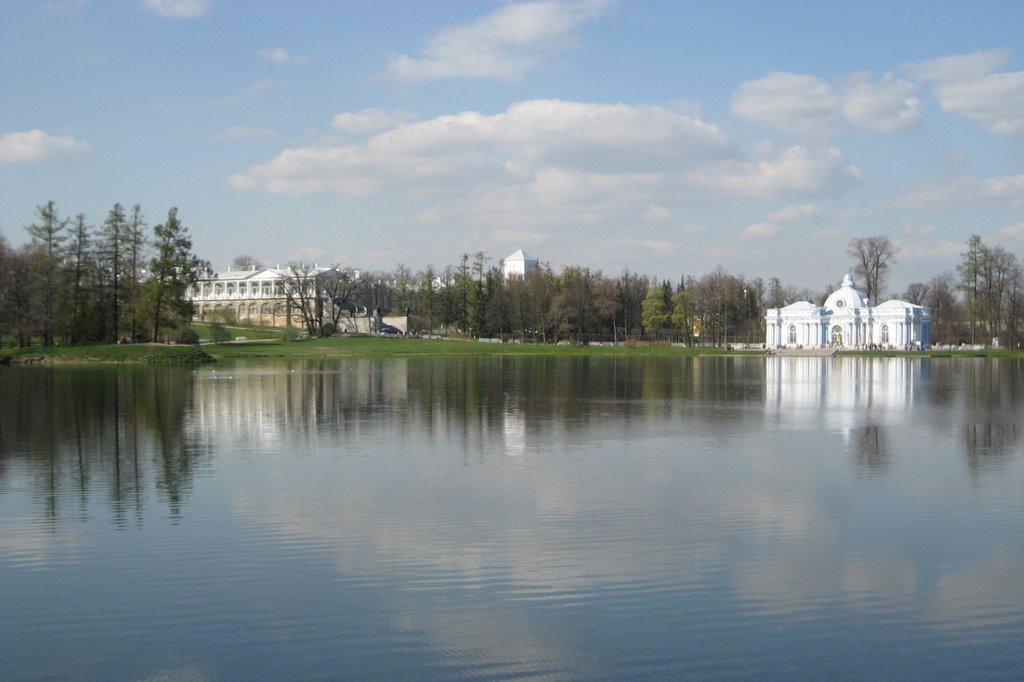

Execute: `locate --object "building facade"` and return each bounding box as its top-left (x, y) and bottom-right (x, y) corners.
top-left (501, 249), bottom-right (539, 278)
top-left (765, 274), bottom-right (932, 349)
top-left (188, 265), bottom-right (409, 333)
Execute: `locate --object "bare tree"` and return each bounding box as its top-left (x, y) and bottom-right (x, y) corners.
top-left (902, 282), bottom-right (930, 306)
top-left (232, 254), bottom-right (263, 271)
top-left (847, 235), bottom-right (897, 304)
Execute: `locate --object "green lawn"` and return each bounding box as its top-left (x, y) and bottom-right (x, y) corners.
top-left (203, 336), bottom-right (736, 360)
top-left (1, 343), bottom-right (215, 364)
top-left (3, 335), bottom-right (1021, 365)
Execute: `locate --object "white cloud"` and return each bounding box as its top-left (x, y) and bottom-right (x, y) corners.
top-left (897, 240), bottom-right (965, 260)
top-left (635, 239), bottom-right (684, 255)
top-left (842, 73), bottom-right (922, 133)
top-left (141, 0), bottom-right (210, 18)
top-left (258, 47), bottom-right (308, 65)
top-left (642, 204), bottom-right (672, 223)
top-left (332, 108), bottom-right (415, 134)
top-left (686, 146), bottom-right (862, 200)
top-left (903, 49), bottom-right (1010, 83)
top-left (232, 99), bottom-right (736, 197)
top-left (386, 0), bottom-right (609, 81)
top-left (0, 129), bottom-right (91, 165)
top-left (491, 228), bottom-right (549, 245)
top-left (732, 72), bottom-right (843, 137)
top-left (287, 246), bottom-right (325, 264)
top-left (731, 71), bottom-right (921, 136)
top-left (231, 101), bottom-right (863, 237)
top-left (216, 126), bottom-right (277, 140)
top-left (765, 203), bottom-right (820, 223)
top-left (896, 174), bottom-right (1024, 208)
top-left (903, 224), bottom-right (937, 237)
top-left (904, 49), bottom-right (1024, 138)
top-left (1000, 223), bottom-right (1024, 240)
top-left (740, 221), bottom-right (781, 240)
top-left (211, 80), bottom-right (278, 107)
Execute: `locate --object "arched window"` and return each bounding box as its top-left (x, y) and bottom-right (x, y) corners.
top-left (881, 324), bottom-right (889, 344)
top-left (788, 325), bottom-right (797, 344)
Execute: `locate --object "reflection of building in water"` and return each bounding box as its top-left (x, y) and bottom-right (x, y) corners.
top-left (188, 361), bottom-right (409, 448)
top-left (766, 274), bottom-right (932, 349)
top-left (765, 358), bottom-right (920, 465)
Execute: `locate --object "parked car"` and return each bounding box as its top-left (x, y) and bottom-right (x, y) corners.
top-left (378, 324), bottom-right (401, 335)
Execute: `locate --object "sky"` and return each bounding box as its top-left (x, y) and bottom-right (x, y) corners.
top-left (1, 0), bottom-right (1023, 294)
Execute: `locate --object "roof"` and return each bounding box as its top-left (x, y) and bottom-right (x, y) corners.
top-left (504, 249), bottom-right (537, 263)
top-left (200, 266), bottom-right (340, 282)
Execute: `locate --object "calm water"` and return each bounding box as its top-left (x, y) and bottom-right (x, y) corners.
top-left (1, 356), bottom-right (1022, 681)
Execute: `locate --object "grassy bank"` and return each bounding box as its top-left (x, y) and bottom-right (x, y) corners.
top-left (203, 336), bottom-right (736, 360)
top-left (4, 336), bottom-right (1022, 365)
top-left (1, 343), bottom-right (215, 365)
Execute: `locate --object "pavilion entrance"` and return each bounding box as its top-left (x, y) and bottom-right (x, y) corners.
top-left (831, 325), bottom-right (844, 347)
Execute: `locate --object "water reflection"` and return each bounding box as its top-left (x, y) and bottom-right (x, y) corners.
top-left (0, 367), bottom-right (209, 525)
top-left (1, 357), bottom-right (1023, 679)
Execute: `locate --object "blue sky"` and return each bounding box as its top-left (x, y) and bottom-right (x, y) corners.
top-left (2, 0), bottom-right (1022, 293)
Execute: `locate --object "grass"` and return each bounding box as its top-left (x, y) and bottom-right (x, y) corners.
top-left (203, 336), bottom-right (736, 360)
top-left (1, 343), bottom-right (215, 364)
top-left (188, 322), bottom-right (284, 341)
top-left (3, 335), bottom-right (1021, 365)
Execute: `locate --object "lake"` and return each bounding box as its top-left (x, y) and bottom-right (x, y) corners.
top-left (1, 355), bottom-right (1022, 680)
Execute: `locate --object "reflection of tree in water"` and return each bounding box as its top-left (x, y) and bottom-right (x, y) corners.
top-left (0, 367), bottom-right (206, 524)
top-left (964, 423), bottom-right (1018, 478)
top-left (406, 355), bottom-right (766, 446)
top-left (853, 425), bottom-right (889, 476)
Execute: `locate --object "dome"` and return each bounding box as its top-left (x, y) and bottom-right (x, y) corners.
top-left (824, 273), bottom-right (869, 311)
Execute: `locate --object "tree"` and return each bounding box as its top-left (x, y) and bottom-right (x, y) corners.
top-left (68, 213), bottom-right (100, 342)
top-left (902, 282), bottom-right (930, 306)
top-left (232, 254), bottom-right (263, 271)
top-left (144, 208), bottom-right (206, 341)
top-left (101, 203), bottom-right (128, 340)
top-left (124, 205), bottom-right (148, 340)
top-left (641, 284), bottom-right (670, 334)
top-left (847, 235), bottom-right (897, 304)
top-left (927, 272), bottom-right (960, 344)
top-left (957, 234), bottom-right (985, 345)
top-left (25, 200), bottom-right (69, 347)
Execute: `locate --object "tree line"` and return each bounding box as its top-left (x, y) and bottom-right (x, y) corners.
top-left (2, 200), bottom-right (1021, 348)
top-left (0, 201), bottom-right (207, 347)
top-left (270, 233), bottom-right (1022, 348)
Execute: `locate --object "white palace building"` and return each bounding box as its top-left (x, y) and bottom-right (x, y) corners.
top-left (765, 274), bottom-right (932, 349)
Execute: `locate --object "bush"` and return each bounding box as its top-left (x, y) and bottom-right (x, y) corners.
top-left (209, 323), bottom-right (231, 343)
top-left (174, 326), bottom-right (200, 345)
top-left (321, 322), bottom-right (336, 337)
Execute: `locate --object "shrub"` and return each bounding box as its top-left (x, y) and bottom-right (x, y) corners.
top-left (174, 326), bottom-right (200, 345)
top-left (209, 323), bottom-right (231, 343)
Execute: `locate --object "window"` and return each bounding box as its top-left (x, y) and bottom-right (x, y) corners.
top-left (788, 325), bottom-right (797, 344)
top-left (881, 324), bottom-right (889, 344)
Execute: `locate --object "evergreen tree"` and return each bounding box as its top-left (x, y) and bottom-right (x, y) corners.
top-left (101, 203), bottom-right (128, 340)
top-left (143, 208), bottom-right (206, 341)
top-left (125, 205), bottom-right (148, 340)
top-left (25, 200), bottom-right (69, 347)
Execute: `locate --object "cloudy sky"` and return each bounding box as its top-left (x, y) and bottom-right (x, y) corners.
top-left (1, 0), bottom-right (1022, 292)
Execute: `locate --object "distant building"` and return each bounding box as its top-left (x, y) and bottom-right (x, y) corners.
top-left (765, 273), bottom-right (932, 349)
top-left (501, 249), bottom-right (538, 279)
top-left (187, 265), bottom-right (408, 333)
top-left (187, 265), bottom-right (339, 328)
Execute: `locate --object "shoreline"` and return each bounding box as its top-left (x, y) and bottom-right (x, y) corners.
top-left (3, 336), bottom-right (1021, 365)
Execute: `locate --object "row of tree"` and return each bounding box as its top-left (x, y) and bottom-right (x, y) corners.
top-left (272, 233), bottom-right (1022, 348)
top-left (0, 201), bottom-right (207, 347)
top-left (2, 199), bottom-right (1021, 349)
